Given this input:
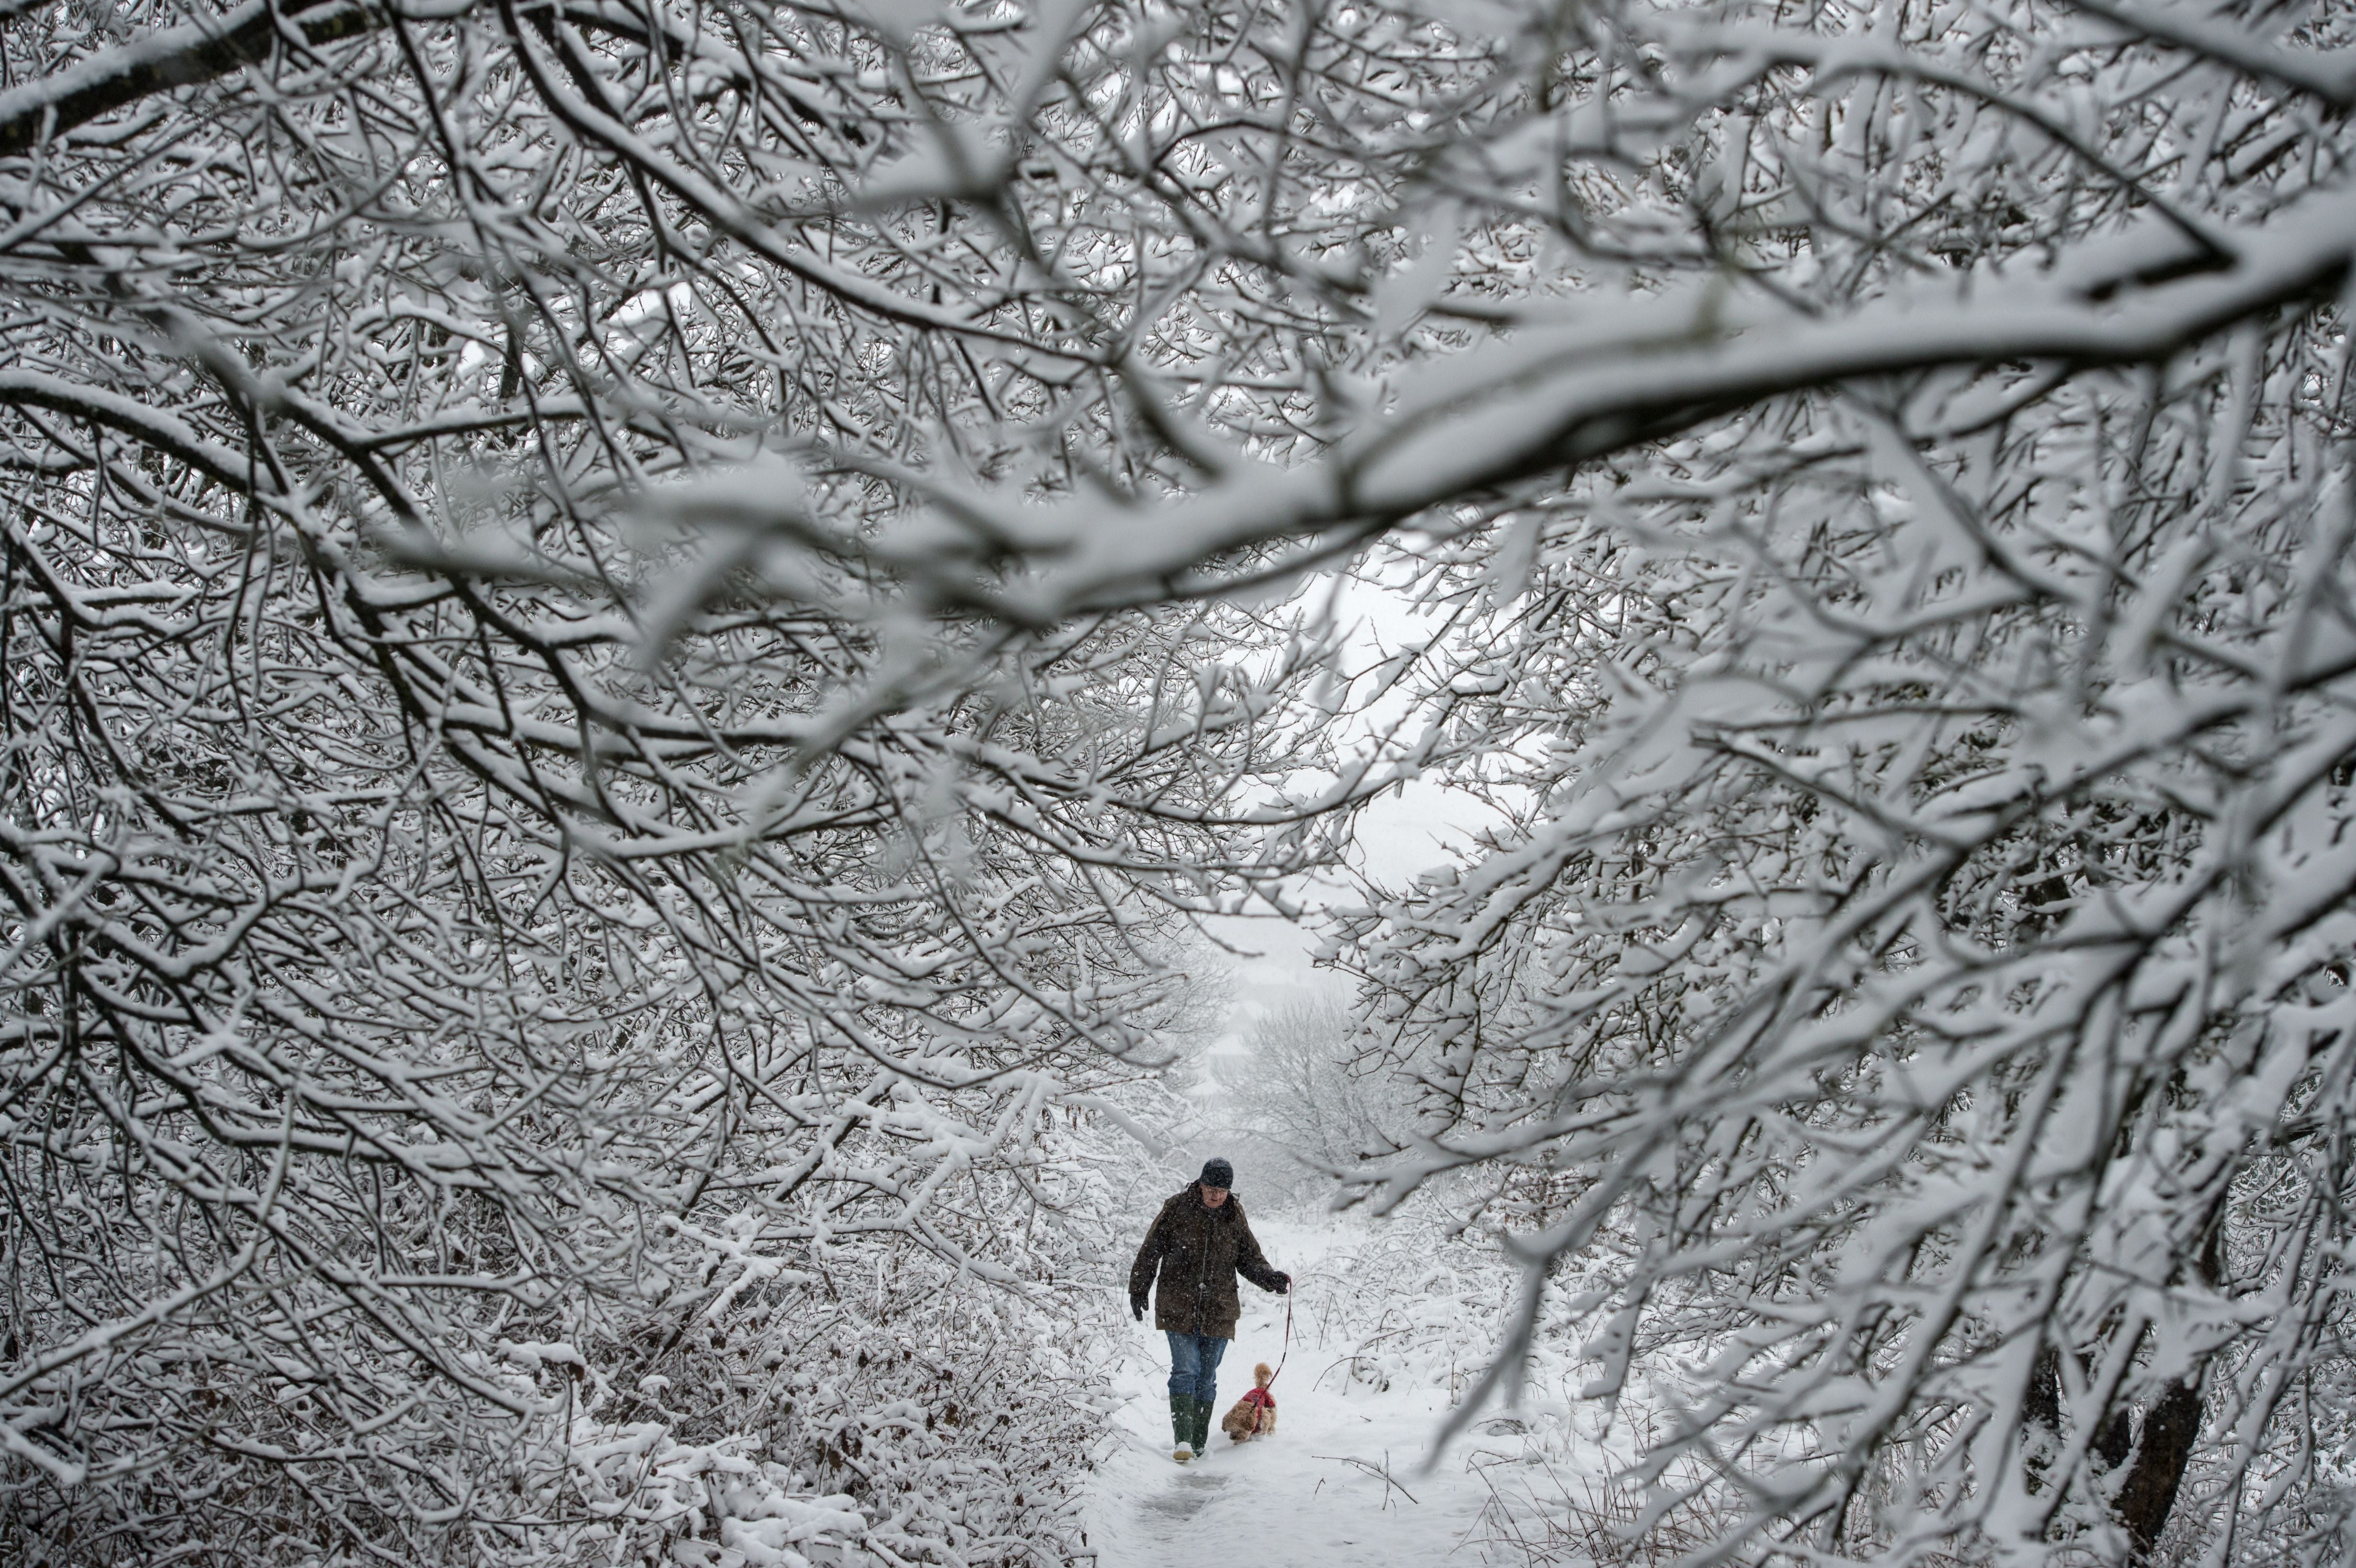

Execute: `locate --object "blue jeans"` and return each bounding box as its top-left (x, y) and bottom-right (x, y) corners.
top-left (1166, 1331), bottom-right (1228, 1405)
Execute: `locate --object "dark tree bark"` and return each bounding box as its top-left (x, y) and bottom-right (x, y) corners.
top-left (2025, 1346), bottom-right (2063, 1434)
top-left (2116, 1378), bottom-right (2204, 1559)
top-left (2092, 1403), bottom-right (2135, 1472)
top-left (0, 0), bottom-right (368, 157)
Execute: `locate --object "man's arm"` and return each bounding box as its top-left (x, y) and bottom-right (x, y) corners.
top-left (1232, 1207), bottom-right (1289, 1294)
top-left (1129, 1199), bottom-right (1172, 1314)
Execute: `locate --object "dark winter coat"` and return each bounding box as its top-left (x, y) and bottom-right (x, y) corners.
top-left (1128, 1184), bottom-right (1284, 1339)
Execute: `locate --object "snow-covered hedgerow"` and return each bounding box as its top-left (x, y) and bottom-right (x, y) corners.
top-left (1, 1100), bottom-right (1134, 1568)
top-left (524, 1242), bottom-right (1115, 1568)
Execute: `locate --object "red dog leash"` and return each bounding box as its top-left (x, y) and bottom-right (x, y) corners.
top-left (1269, 1286), bottom-right (1293, 1388)
top-left (1245, 1284), bottom-right (1296, 1436)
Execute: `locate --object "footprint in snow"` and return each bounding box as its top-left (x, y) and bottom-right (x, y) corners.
top-left (1139, 1471), bottom-right (1229, 1518)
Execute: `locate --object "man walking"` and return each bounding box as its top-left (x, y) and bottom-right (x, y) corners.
top-left (1129, 1158), bottom-right (1290, 1463)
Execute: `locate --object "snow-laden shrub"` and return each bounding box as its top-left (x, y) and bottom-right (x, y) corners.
top-left (0, 1100), bottom-right (1140, 1568)
top-left (573, 1249), bottom-right (1111, 1568)
top-left (502, 1241), bottom-right (1114, 1568)
top-left (1293, 1218), bottom-right (1517, 1403)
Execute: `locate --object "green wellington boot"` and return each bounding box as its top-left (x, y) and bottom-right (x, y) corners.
top-left (1190, 1395), bottom-right (1215, 1454)
top-left (1169, 1393), bottom-right (1195, 1462)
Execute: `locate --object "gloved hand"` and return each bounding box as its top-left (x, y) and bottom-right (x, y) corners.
top-left (1272, 1271), bottom-right (1291, 1295)
top-left (1131, 1295), bottom-right (1147, 1321)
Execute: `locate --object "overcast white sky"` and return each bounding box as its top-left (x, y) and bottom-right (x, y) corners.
top-left (1195, 563), bottom-right (1509, 1042)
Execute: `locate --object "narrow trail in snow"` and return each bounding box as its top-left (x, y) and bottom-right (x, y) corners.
top-left (1084, 1217), bottom-right (1511, 1568)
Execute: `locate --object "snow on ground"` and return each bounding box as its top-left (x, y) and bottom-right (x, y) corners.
top-left (1084, 1212), bottom-right (1552, 1568)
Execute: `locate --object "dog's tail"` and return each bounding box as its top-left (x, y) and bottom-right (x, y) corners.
top-left (1254, 1361), bottom-right (1273, 1388)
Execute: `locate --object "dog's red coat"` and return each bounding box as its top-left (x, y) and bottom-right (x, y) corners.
top-left (1220, 1364), bottom-right (1279, 1443)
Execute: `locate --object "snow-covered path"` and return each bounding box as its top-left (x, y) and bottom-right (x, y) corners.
top-left (1083, 1216), bottom-right (1509, 1568)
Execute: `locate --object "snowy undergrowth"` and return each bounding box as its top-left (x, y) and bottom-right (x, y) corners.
top-left (1326, 1198), bottom-right (1799, 1568)
top-left (0, 1235), bottom-right (1113, 1568)
top-left (521, 1243), bottom-right (1113, 1568)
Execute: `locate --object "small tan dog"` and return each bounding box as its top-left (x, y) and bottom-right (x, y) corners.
top-left (1219, 1362), bottom-right (1278, 1443)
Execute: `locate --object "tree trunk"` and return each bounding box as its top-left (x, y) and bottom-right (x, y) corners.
top-left (2116, 1378), bottom-right (2203, 1560)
